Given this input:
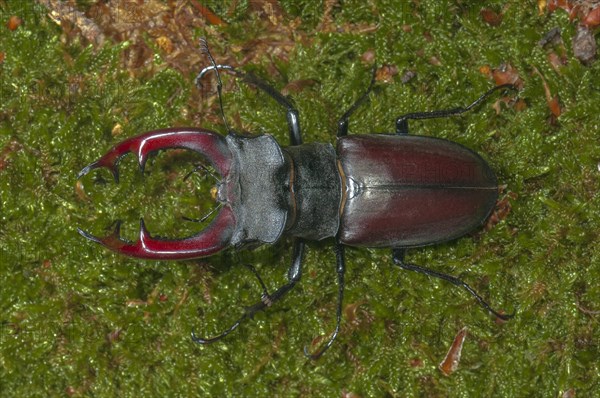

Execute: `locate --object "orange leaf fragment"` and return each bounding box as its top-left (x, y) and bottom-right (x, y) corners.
top-left (439, 327), bottom-right (468, 376)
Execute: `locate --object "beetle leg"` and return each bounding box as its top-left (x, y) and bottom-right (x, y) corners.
top-left (244, 263), bottom-right (273, 306)
top-left (395, 84), bottom-right (518, 135)
top-left (337, 66), bottom-right (377, 137)
top-left (195, 64), bottom-right (303, 145)
top-left (191, 240), bottom-right (306, 344)
top-left (392, 249), bottom-right (513, 320)
top-left (304, 242), bottom-right (346, 360)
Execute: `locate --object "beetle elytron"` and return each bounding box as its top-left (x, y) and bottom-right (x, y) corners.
top-left (78, 40), bottom-right (515, 358)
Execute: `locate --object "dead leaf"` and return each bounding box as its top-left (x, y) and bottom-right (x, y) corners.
top-left (7, 15), bottom-right (22, 30)
top-left (492, 63), bottom-right (524, 89)
top-left (281, 79), bottom-right (317, 96)
top-left (582, 5), bottom-right (600, 27)
top-left (480, 8), bottom-right (503, 26)
top-left (189, 0), bottom-right (227, 25)
top-left (573, 25), bottom-right (596, 65)
top-left (439, 327), bottom-right (468, 376)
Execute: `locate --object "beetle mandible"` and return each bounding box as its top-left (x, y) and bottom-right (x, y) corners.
top-left (78, 40), bottom-right (516, 359)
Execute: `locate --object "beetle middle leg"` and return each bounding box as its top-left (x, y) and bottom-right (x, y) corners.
top-left (392, 249), bottom-right (512, 320)
top-left (395, 84), bottom-right (517, 135)
top-left (337, 66), bottom-right (377, 137)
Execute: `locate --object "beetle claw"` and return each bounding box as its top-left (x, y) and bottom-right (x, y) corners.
top-left (77, 128), bottom-right (237, 260)
top-left (77, 159), bottom-right (120, 182)
top-left (78, 207), bottom-right (236, 260)
top-left (77, 128), bottom-right (233, 183)
top-left (77, 220), bottom-right (128, 251)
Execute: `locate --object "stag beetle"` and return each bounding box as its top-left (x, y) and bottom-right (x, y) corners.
top-left (78, 40), bottom-right (516, 359)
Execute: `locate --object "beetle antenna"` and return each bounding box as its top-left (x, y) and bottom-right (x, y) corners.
top-left (183, 202), bottom-right (222, 224)
top-left (183, 163), bottom-right (221, 183)
top-left (198, 38), bottom-right (231, 133)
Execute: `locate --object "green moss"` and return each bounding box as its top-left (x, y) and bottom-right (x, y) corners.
top-left (1, 0), bottom-right (599, 396)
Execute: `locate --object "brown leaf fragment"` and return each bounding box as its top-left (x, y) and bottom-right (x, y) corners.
top-left (156, 36), bottom-right (173, 54)
top-left (37, 0), bottom-right (104, 45)
top-left (492, 63), bottom-right (524, 89)
top-left (428, 56), bottom-right (441, 66)
top-left (533, 65), bottom-right (562, 117)
top-left (189, 0), bottom-right (226, 25)
top-left (485, 190), bottom-right (517, 231)
top-left (376, 64), bottom-right (399, 82)
top-left (281, 79), bottom-right (317, 96)
top-left (549, 0), bottom-right (580, 19)
top-left (439, 327), bottom-right (468, 376)
top-left (75, 180), bottom-right (88, 202)
top-left (582, 6), bottom-right (600, 27)
top-left (562, 388), bottom-right (576, 398)
top-left (7, 15), bottom-right (22, 30)
top-left (573, 25), bottom-right (596, 65)
top-left (480, 8), bottom-right (503, 26)
top-left (361, 49), bottom-right (376, 64)
top-left (0, 139), bottom-right (22, 172)
top-left (547, 52), bottom-right (567, 73)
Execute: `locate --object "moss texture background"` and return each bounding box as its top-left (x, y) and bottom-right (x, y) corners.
top-left (1, 0), bottom-right (599, 396)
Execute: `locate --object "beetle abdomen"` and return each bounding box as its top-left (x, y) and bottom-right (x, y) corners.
top-left (337, 134), bottom-right (498, 248)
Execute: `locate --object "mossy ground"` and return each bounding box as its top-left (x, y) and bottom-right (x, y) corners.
top-left (1, 0), bottom-right (599, 396)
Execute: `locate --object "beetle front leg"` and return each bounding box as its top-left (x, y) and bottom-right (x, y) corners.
top-left (304, 241), bottom-right (346, 360)
top-left (392, 249), bottom-right (513, 320)
top-left (191, 240), bottom-right (306, 344)
top-left (196, 65), bottom-right (303, 146)
top-left (238, 71), bottom-right (303, 146)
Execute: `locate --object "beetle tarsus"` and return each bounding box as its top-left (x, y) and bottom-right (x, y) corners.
top-left (392, 249), bottom-right (513, 321)
top-left (183, 163), bottom-right (220, 183)
top-left (182, 203), bottom-right (221, 224)
top-left (244, 263), bottom-right (272, 304)
top-left (194, 65), bottom-right (236, 89)
top-left (77, 220), bottom-right (126, 250)
top-left (304, 242), bottom-right (345, 360)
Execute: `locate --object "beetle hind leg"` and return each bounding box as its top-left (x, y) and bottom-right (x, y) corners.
top-left (392, 249), bottom-right (513, 320)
